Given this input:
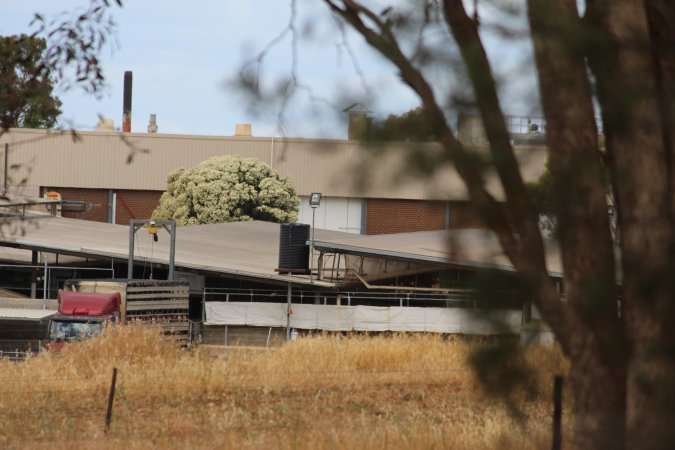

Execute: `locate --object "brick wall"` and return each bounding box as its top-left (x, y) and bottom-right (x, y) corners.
top-left (364, 199), bottom-right (486, 234)
top-left (365, 199), bottom-right (447, 235)
top-left (44, 187), bottom-right (109, 222)
top-left (42, 187), bottom-right (163, 224)
top-left (448, 202), bottom-right (486, 229)
top-left (115, 190), bottom-right (163, 225)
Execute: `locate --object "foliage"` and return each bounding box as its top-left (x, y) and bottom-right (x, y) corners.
top-left (526, 164), bottom-right (557, 234)
top-left (30, 0), bottom-right (122, 96)
top-left (0, 34), bottom-right (62, 130)
top-left (153, 155), bottom-right (300, 225)
top-left (369, 107), bottom-right (436, 142)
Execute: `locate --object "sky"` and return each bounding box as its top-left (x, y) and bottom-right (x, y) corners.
top-left (1, 1), bottom-right (538, 139)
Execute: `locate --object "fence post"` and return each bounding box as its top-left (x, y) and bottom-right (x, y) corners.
top-left (552, 375), bottom-right (563, 450)
top-left (105, 367), bottom-right (119, 433)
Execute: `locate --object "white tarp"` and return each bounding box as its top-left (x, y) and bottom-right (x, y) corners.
top-left (205, 302), bottom-right (522, 335)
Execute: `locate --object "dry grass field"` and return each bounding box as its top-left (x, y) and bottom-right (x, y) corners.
top-left (0, 327), bottom-right (570, 449)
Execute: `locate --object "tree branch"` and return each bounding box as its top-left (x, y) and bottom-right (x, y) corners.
top-left (326, 0), bottom-right (519, 258)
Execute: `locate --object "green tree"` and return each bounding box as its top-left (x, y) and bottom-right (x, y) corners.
top-left (0, 34), bottom-right (62, 130)
top-left (153, 155), bottom-right (300, 226)
top-left (370, 107), bottom-right (436, 142)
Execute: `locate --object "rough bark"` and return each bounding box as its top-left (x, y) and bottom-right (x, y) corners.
top-left (586, 1), bottom-right (675, 448)
top-left (528, 1), bottom-right (626, 447)
top-left (644, 0), bottom-right (675, 219)
top-left (325, 0), bottom-right (675, 448)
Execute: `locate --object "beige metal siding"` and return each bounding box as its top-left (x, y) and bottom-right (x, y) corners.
top-left (0, 128), bottom-right (547, 201)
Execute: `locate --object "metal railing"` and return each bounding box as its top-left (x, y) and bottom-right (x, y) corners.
top-left (201, 287), bottom-right (523, 309)
top-left (0, 349), bottom-right (31, 362)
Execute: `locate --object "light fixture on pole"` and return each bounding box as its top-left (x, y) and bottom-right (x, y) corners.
top-left (309, 193), bottom-right (322, 283)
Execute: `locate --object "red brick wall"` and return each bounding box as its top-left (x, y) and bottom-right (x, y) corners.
top-left (448, 202), bottom-right (486, 229)
top-left (365, 199), bottom-right (447, 235)
top-left (42, 187), bottom-right (163, 224)
top-left (115, 190), bottom-right (163, 225)
top-left (44, 187), bottom-right (109, 222)
top-left (364, 199), bottom-right (487, 234)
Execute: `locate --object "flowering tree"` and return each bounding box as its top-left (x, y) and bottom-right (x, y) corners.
top-left (153, 155), bottom-right (299, 225)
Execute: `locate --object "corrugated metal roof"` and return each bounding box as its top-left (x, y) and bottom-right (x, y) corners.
top-left (314, 228), bottom-right (563, 277)
top-left (0, 216), bottom-right (563, 285)
top-left (0, 128), bottom-right (548, 201)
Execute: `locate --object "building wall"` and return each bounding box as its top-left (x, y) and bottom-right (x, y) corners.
top-left (297, 196), bottom-right (362, 234)
top-left (365, 199), bottom-right (447, 235)
top-left (43, 187), bottom-right (162, 224)
top-left (44, 187), bottom-right (485, 234)
top-left (2, 128), bottom-right (548, 201)
top-left (364, 199), bottom-right (486, 234)
top-left (115, 190), bottom-right (163, 224)
top-left (448, 202), bottom-right (486, 229)
top-left (46, 187), bottom-right (110, 222)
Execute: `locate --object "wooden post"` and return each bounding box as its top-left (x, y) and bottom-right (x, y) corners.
top-left (552, 375), bottom-right (563, 450)
top-left (105, 367), bottom-right (118, 433)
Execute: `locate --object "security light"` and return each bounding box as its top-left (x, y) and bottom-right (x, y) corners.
top-left (309, 192), bottom-right (322, 208)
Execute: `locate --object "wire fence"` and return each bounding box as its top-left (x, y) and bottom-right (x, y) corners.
top-left (0, 366), bottom-right (568, 449)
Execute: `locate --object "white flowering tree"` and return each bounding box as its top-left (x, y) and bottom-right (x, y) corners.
top-left (153, 155), bottom-right (299, 225)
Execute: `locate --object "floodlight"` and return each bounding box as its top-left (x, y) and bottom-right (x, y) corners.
top-left (309, 192), bottom-right (322, 208)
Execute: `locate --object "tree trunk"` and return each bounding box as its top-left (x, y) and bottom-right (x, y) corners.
top-left (625, 293), bottom-right (675, 450)
top-left (568, 332), bottom-right (627, 449)
top-left (528, 1), bottom-right (627, 445)
top-left (586, 1), bottom-right (675, 448)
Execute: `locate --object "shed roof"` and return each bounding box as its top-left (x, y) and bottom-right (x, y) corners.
top-left (0, 216), bottom-right (563, 285)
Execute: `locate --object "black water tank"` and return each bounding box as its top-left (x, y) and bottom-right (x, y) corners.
top-left (278, 223), bottom-right (310, 274)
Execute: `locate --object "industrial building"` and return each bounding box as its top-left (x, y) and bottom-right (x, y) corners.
top-left (0, 114), bottom-right (548, 236)
top-left (0, 210), bottom-right (559, 346)
top-left (0, 107), bottom-right (554, 347)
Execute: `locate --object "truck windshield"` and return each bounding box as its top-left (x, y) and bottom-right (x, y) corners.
top-left (49, 320), bottom-right (103, 341)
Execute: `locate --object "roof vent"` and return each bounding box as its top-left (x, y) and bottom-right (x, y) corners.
top-left (96, 118), bottom-right (115, 132)
top-left (343, 103), bottom-right (372, 140)
top-left (234, 123), bottom-right (252, 137)
top-left (148, 114), bottom-right (158, 133)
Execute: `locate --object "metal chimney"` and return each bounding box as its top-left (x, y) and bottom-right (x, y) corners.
top-left (123, 71), bottom-right (133, 132)
top-left (343, 103), bottom-right (372, 140)
top-left (148, 114), bottom-right (158, 133)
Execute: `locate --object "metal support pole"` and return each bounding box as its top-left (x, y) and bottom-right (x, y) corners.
top-left (42, 255), bottom-right (48, 302)
top-left (201, 288), bottom-right (207, 323)
top-left (310, 208), bottom-right (316, 283)
top-left (286, 271), bottom-right (292, 341)
top-left (127, 222), bottom-right (135, 279)
top-left (168, 221), bottom-right (176, 280)
top-left (3, 143), bottom-right (8, 196)
top-left (128, 219), bottom-right (176, 280)
top-left (30, 251), bottom-right (37, 299)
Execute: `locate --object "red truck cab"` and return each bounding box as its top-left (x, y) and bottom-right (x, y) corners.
top-left (48, 290), bottom-right (121, 346)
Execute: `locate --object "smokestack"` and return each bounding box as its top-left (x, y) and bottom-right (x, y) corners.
top-left (123, 71), bottom-right (133, 132)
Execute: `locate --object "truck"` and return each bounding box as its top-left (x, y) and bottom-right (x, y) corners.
top-left (48, 279), bottom-right (190, 345)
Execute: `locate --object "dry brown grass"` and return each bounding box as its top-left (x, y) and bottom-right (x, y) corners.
top-left (0, 327), bottom-right (571, 449)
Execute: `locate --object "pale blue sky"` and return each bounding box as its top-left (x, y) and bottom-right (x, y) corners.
top-left (2, 1), bottom-right (537, 139)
